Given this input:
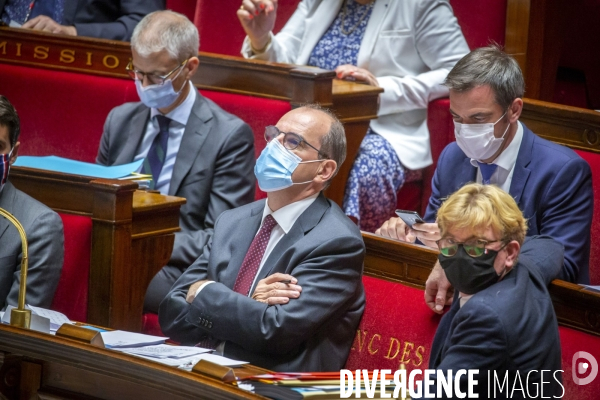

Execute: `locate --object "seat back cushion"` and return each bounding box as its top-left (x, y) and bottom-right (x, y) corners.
top-left (344, 276), bottom-right (442, 372)
top-left (51, 213), bottom-right (92, 322)
top-left (166, 0), bottom-right (198, 21)
top-left (0, 63), bottom-right (137, 162)
top-left (558, 325), bottom-right (600, 399)
top-left (194, 0), bottom-right (301, 56)
top-left (199, 90), bottom-right (291, 200)
top-left (574, 150), bottom-right (600, 284)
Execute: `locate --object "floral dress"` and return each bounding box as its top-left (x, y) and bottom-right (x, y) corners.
top-left (308, 0), bottom-right (417, 233)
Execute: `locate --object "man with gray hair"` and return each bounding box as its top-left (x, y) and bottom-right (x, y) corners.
top-left (96, 10), bottom-right (256, 313)
top-left (377, 45), bottom-right (592, 304)
top-left (160, 105), bottom-right (365, 372)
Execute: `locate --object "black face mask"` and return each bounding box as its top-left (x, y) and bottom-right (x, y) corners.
top-left (438, 245), bottom-right (502, 295)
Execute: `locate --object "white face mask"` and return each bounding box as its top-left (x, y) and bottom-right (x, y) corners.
top-left (135, 66), bottom-right (186, 109)
top-left (454, 112), bottom-right (510, 161)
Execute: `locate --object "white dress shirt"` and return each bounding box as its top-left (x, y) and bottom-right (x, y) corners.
top-left (470, 121), bottom-right (524, 192)
top-left (194, 193), bottom-right (319, 298)
top-left (134, 81), bottom-right (196, 194)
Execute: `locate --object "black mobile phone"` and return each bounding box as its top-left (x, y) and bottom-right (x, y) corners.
top-left (395, 209), bottom-right (425, 228)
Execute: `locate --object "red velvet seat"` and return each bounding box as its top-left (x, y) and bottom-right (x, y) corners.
top-left (0, 63), bottom-right (137, 162)
top-left (344, 276), bottom-right (442, 371)
top-left (574, 150), bottom-right (600, 285)
top-left (51, 213), bottom-right (92, 322)
top-left (558, 326), bottom-right (600, 398)
top-left (166, 0), bottom-right (198, 21)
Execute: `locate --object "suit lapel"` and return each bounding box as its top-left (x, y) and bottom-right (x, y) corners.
top-left (509, 124), bottom-right (533, 205)
top-left (0, 182), bottom-right (17, 241)
top-left (459, 157), bottom-right (477, 188)
top-left (168, 95), bottom-right (211, 196)
top-left (221, 203), bottom-right (264, 288)
top-left (297, 1), bottom-right (343, 64)
top-left (62, 0), bottom-right (78, 25)
top-left (357, 0), bottom-right (389, 68)
top-left (251, 193), bottom-right (330, 288)
top-left (114, 107), bottom-right (150, 165)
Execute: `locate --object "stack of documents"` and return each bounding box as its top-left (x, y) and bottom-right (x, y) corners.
top-left (14, 156), bottom-right (151, 186)
top-left (100, 331), bottom-right (248, 370)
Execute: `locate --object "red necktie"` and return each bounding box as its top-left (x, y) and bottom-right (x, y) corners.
top-left (233, 215), bottom-right (279, 296)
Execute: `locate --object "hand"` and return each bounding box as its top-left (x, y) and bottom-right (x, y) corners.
top-left (375, 217), bottom-right (416, 242)
top-left (251, 272), bottom-right (302, 306)
top-left (186, 280), bottom-right (209, 303)
top-left (409, 222), bottom-right (441, 249)
top-left (335, 65), bottom-right (379, 87)
top-left (424, 261), bottom-right (453, 314)
top-left (22, 15), bottom-right (77, 36)
top-left (237, 0), bottom-right (278, 51)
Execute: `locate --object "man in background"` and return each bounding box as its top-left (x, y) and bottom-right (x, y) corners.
top-left (377, 45), bottom-right (592, 312)
top-left (97, 11), bottom-right (256, 313)
top-left (0, 95), bottom-right (63, 309)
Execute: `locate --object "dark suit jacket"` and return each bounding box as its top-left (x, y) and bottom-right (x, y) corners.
top-left (424, 123), bottom-right (593, 283)
top-left (0, 181), bottom-right (63, 309)
top-left (0, 0), bottom-right (164, 41)
top-left (159, 193), bottom-right (366, 372)
top-left (96, 93), bottom-right (256, 269)
top-left (427, 236), bottom-right (563, 399)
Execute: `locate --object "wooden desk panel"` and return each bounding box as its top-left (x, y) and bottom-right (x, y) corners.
top-left (9, 167), bottom-right (185, 332)
top-left (0, 324), bottom-right (266, 399)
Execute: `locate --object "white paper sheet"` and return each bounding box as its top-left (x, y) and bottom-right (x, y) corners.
top-left (115, 344), bottom-right (210, 359)
top-left (100, 330), bottom-right (167, 348)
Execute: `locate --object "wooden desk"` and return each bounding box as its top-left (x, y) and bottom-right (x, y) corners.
top-left (0, 323), bottom-right (266, 399)
top-left (0, 27), bottom-right (381, 206)
top-left (362, 231), bottom-right (600, 336)
top-left (9, 167), bottom-right (185, 332)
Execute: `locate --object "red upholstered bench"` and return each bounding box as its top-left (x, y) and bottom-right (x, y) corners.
top-left (558, 326), bottom-right (600, 398)
top-left (574, 150), bottom-right (600, 285)
top-left (51, 214), bottom-right (92, 322)
top-left (0, 63), bottom-right (138, 162)
top-left (345, 276), bottom-right (441, 372)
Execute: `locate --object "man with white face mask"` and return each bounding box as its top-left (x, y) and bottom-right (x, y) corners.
top-left (376, 46), bottom-right (593, 306)
top-left (96, 11), bottom-right (256, 314)
top-left (0, 95), bottom-right (63, 310)
top-left (159, 105), bottom-right (365, 372)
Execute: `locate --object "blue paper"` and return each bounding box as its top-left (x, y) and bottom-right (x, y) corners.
top-left (14, 156), bottom-right (144, 179)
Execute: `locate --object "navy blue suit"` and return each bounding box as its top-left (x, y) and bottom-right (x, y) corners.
top-left (427, 236), bottom-right (564, 399)
top-left (0, 0), bottom-right (164, 41)
top-left (424, 123), bottom-right (593, 283)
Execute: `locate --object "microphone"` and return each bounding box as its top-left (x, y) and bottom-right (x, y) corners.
top-left (0, 207), bottom-right (31, 329)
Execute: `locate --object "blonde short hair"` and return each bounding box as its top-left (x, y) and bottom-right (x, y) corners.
top-left (437, 184), bottom-right (527, 245)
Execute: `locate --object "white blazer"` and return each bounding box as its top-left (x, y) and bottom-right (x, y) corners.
top-left (242, 0), bottom-right (469, 169)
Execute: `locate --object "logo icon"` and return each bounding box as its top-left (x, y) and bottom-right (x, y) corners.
top-left (572, 351), bottom-right (598, 386)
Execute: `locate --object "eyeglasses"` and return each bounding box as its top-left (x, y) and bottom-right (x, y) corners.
top-left (126, 59), bottom-right (188, 86)
top-left (437, 237), bottom-right (505, 258)
top-left (264, 125), bottom-right (328, 158)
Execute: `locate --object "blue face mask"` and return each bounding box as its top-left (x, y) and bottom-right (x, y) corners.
top-left (254, 139), bottom-right (323, 192)
top-left (135, 67), bottom-right (185, 109)
top-left (0, 149), bottom-right (13, 193)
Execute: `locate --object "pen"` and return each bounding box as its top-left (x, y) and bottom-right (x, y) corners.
top-left (279, 280), bottom-right (292, 284)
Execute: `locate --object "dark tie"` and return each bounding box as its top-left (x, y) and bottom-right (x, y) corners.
top-left (196, 215), bottom-right (278, 350)
top-left (142, 115), bottom-right (170, 190)
top-left (233, 215), bottom-right (279, 296)
top-left (477, 162), bottom-right (498, 185)
top-left (29, 0), bottom-right (65, 24)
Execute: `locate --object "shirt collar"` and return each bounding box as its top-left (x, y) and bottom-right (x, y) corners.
top-left (150, 81), bottom-right (196, 126)
top-left (262, 193), bottom-right (319, 234)
top-left (469, 121), bottom-right (524, 172)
